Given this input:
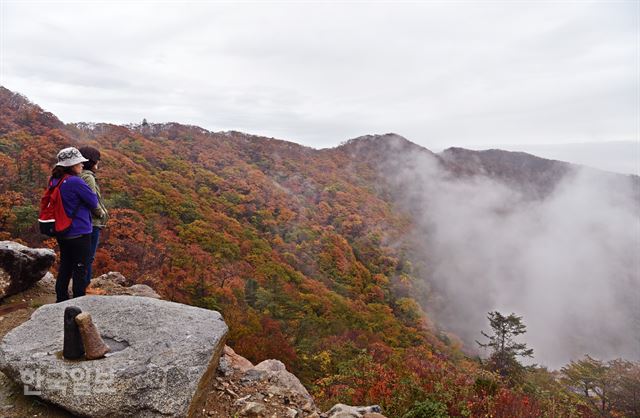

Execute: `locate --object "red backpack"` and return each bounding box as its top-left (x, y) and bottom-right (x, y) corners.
top-left (38, 175), bottom-right (74, 237)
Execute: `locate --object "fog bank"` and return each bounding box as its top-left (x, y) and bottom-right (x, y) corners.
top-left (384, 145), bottom-right (640, 368)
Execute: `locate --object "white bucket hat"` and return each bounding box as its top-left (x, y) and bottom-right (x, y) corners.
top-left (56, 147), bottom-right (89, 167)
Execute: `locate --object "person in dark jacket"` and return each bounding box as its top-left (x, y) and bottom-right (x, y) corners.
top-left (78, 146), bottom-right (108, 287)
top-left (51, 147), bottom-right (102, 302)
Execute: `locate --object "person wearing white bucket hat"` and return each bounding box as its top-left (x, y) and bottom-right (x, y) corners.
top-left (56, 147), bottom-right (89, 168)
top-left (49, 147), bottom-right (103, 302)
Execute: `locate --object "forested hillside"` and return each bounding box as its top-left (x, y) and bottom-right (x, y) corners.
top-left (1, 87), bottom-right (637, 417)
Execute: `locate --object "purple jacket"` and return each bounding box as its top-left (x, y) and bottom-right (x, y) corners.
top-left (52, 175), bottom-right (99, 237)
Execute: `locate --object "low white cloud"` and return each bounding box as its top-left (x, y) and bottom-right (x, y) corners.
top-left (382, 145), bottom-right (639, 368)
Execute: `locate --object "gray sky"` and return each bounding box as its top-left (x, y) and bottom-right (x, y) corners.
top-left (1, 1), bottom-right (638, 165)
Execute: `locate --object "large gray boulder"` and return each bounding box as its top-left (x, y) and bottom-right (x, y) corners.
top-left (0, 241), bottom-right (55, 299)
top-left (0, 295), bottom-right (228, 417)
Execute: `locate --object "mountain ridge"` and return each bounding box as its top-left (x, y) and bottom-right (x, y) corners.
top-left (4, 84), bottom-right (624, 180)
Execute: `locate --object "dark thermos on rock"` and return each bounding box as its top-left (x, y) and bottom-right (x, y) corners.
top-left (63, 306), bottom-right (85, 359)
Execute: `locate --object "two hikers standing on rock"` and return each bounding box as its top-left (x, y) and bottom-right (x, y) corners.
top-left (49, 146), bottom-right (108, 303)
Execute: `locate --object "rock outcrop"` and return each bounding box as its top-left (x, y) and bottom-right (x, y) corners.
top-left (218, 345), bottom-right (254, 376)
top-left (88, 271), bottom-right (160, 298)
top-left (207, 346), bottom-right (318, 417)
top-left (0, 241), bottom-right (55, 299)
top-left (0, 295), bottom-right (228, 417)
top-left (209, 347), bottom-right (388, 417)
top-left (323, 404), bottom-right (384, 418)
top-left (251, 359), bottom-right (313, 401)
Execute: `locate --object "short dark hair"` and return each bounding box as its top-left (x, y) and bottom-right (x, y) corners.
top-left (51, 165), bottom-right (76, 179)
top-left (78, 146), bottom-right (101, 171)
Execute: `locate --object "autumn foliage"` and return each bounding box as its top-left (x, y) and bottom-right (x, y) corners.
top-left (1, 87), bottom-right (636, 417)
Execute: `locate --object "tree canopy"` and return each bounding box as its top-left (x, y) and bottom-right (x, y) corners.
top-left (477, 311), bottom-right (534, 382)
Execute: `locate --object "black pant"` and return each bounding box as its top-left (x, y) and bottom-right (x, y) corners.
top-left (56, 234), bottom-right (91, 302)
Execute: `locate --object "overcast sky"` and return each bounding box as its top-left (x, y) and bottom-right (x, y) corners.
top-left (1, 1), bottom-right (638, 168)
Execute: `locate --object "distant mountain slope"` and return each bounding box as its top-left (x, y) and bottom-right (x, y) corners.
top-left (336, 133), bottom-right (638, 203)
top-left (0, 86), bottom-right (64, 135)
top-left (438, 147), bottom-right (573, 199)
top-left (490, 141), bottom-right (640, 176)
top-left (335, 133), bottom-right (577, 203)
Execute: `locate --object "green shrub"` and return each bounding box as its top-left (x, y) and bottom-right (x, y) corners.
top-left (402, 399), bottom-right (449, 418)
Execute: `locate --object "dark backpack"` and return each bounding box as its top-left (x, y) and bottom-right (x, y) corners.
top-left (38, 175), bottom-right (75, 237)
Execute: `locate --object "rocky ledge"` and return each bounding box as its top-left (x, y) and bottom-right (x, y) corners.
top-left (0, 295), bottom-right (228, 417)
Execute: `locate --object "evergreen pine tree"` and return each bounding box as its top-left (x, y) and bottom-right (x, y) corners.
top-left (477, 311), bottom-right (534, 381)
